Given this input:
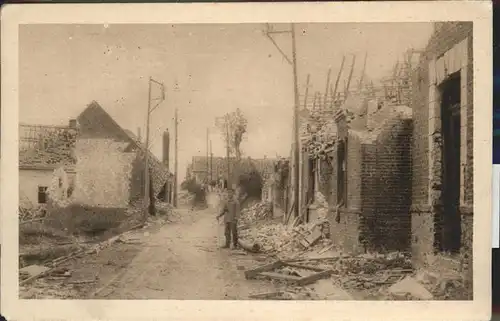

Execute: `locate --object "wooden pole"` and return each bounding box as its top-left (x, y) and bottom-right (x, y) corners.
top-left (225, 114), bottom-right (231, 188)
top-left (323, 68), bottom-right (332, 109)
top-left (358, 52), bottom-right (368, 91)
top-left (206, 127), bottom-right (209, 183)
top-left (210, 139), bottom-right (213, 182)
top-left (332, 55), bottom-right (346, 106)
top-left (303, 74), bottom-right (310, 110)
top-left (345, 54), bottom-right (357, 100)
top-left (144, 77), bottom-right (152, 219)
top-left (291, 23), bottom-right (300, 219)
top-left (173, 108), bottom-right (178, 207)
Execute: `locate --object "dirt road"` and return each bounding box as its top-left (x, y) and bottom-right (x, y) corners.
top-left (94, 204), bottom-right (278, 299)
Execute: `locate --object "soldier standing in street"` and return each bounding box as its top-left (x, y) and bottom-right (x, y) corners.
top-left (216, 187), bottom-right (240, 249)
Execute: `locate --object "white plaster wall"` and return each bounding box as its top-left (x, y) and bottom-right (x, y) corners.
top-left (72, 138), bottom-right (136, 208)
top-left (19, 169), bottom-right (53, 208)
top-left (47, 167), bottom-right (70, 206)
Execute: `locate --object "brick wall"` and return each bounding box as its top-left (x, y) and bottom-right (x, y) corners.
top-left (346, 133), bottom-right (362, 210)
top-left (328, 132), bottom-right (364, 254)
top-left (373, 118), bottom-right (413, 251)
top-left (359, 143), bottom-right (377, 250)
top-left (410, 22), bottom-right (473, 284)
top-left (318, 158), bottom-right (333, 200)
top-left (72, 138), bottom-right (136, 208)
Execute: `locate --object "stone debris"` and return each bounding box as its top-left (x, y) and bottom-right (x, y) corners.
top-left (239, 201), bottom-right (273, 225)
top-left (238, 204), bottom-right (333, 260)
top-left (20, 265), bottom-right (50, 279)
top-left (387, 276), bottom-right (433, 300)
top-left (238, 198), bottom-right (421, 301)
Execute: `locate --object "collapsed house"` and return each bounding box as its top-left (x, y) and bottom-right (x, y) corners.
top-left (19, 101), bottom-right (174, 210)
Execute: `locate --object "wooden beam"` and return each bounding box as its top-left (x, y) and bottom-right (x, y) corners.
top-left (345, 54), bottom-right (357, 100)
top-left (297, 270), bottom-right (333, 286)
top-left (323, 68), bottom-right (332, 109)
top-left (283, 262), bottom-right (328, 272)
top-left (258, 271), bottom-right (302, 282)
top-left (245, 261), bottom-right (284, 279)
top-left (303, 74), bottom-right (311, 109)
top-left (332, 55), bottom-right (346, 103)
top-left (358, 52), bottom-right (368, 91)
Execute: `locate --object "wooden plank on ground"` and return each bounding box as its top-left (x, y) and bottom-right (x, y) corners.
top-left (297, 270), bottom-right (333, 286)
top-left (249, 291), bottom-right (286, 300)
top-left (258, 272), bottom-right (302, 282)
top-left (283, 262), bottom-right (326, 272)
top-left (244, 260), bottom-right (284, 279)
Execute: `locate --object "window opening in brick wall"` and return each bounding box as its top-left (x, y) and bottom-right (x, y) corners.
top-left (337, 139), bottom-right (346, 206)
top-left (38, 186), bottom-right (48, 204)
top-left (437, 71), bottom-right (462, 254)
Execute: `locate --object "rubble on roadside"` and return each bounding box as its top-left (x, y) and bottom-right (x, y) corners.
top-left (239, 201), bottom-right (273, 226)
top-left (19, 205), bottom-right (47, 223)
top-left (237, 198), bottom-right (469, 301)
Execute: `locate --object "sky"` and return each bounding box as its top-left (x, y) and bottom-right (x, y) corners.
top-left (19, 23), bottom-right (434, 181)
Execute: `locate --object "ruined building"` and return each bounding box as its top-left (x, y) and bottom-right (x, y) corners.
top-left (19, 101), bottom-right (174, 210)
top-left (409, 22), bottom-right (473, 285)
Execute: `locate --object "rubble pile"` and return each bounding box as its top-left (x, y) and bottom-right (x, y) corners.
top-left (239, 217), bottom-right (333, 260)
top-left (239, 201), bottom-right (273, 225)
top-left (300, 108), bottom-right (337, 160)
top-left (19, 205), bottom-right (47, 222)
top-left (156, 202), bottom-right (175, 216)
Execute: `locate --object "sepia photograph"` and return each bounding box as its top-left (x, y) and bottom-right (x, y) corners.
top-left (1, 2), bottom-right (492, 321)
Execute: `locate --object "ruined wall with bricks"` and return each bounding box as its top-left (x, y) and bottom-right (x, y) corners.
top-left (410, 22), bottom-right (473, 287)
top-left (328, 131), bottom-right (364, 255)
top-left (72, 138), bottom-right (136, 208)
top-left (318, 158), bottom-right (333, 200)
top-left (328, 106), bottom-right (414, 254)
top-left (373, 117), bottom-right (413, 252)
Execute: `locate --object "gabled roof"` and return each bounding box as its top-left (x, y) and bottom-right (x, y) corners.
top-left (77, 101), bottom-right (171, 195)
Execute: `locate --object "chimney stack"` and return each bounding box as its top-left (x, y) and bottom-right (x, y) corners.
top-left (162, 130), bottom-right (170, 169)
top-left (137, 127), bottom-right (142, 142)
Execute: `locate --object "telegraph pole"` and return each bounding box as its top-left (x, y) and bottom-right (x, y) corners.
top-left (210, 139), bottom-right (213, 182)
top-left (144, 77), bottom-right (165, 220)
top-left (173, 107), bottom-right (179, 207)
top-left (206, 127), bottom-right (209, 183)
top-left (225, 114), bottom-right (231, 188)
top-left (265, 23), bottom-right (300, 219)
top-left (144, 77), bottom-right (152, 216)
top-left (291, 24), bottom-right (300, 219)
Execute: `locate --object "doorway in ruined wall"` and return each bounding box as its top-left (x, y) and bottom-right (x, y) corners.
top-left (436, 71), bottom-right (462, 254)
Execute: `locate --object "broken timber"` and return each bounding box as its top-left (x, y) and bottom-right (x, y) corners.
top-left (245, 260), bottom-right (333, 286)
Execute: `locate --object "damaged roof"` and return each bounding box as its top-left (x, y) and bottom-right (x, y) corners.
top-left (19, 124), bottom-right (78, 168)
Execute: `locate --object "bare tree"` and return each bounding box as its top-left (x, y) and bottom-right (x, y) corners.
top-left (215, 108), bottom-right (248, 185)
